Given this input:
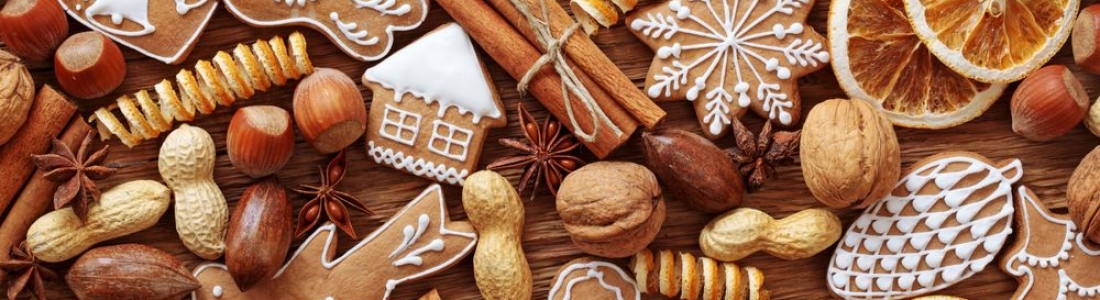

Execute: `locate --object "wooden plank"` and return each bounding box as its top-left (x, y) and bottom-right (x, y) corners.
top-left (2, 0), bottom-right (1098, 299)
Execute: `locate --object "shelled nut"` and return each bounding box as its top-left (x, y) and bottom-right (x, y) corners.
top-left (293, 68), bottom-right (366, 154)
top-left (227, 105), bottom-right (295, 178)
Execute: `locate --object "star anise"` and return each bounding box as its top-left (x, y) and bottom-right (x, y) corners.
top-left (0, 241), bottom-right (57, 300)
top-left (487, 103), bottom-right (585, 199)
top-left (724, 118), bottom-right (801, 192)
top-left (30, 131), bottom-right (117, 223)
top-left (292, 150), bottom-right (371, 238)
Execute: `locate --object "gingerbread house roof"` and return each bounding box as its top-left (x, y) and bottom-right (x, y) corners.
top-left (363, 23), bottom-right (502, 124)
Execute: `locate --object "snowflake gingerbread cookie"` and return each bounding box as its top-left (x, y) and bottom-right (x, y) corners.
top-left (1003, 186), bottom-right (1100, 300)
top-left (190, 184), bottom-right (477, 300)
top-left (627, 0), bottom-right (829, 138)
top-left (828, 152), bottom-right (1021, 300)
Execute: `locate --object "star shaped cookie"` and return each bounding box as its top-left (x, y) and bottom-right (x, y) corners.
top-left (628, 0), bottom-right (828, 138)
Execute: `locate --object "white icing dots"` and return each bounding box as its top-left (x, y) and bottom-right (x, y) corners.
top-left (212, 285), bottom-right (223, 298)
top-left (827, 155), bottom-right (1019, 299)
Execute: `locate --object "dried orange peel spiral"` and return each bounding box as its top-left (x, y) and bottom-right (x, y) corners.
top-left (90, 32), bottom-right (314, 147)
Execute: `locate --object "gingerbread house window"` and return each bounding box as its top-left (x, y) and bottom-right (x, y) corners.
top-left (428, 120), bottom-right (472, 161)
top-left (380, 104), bottom-right (421, 146)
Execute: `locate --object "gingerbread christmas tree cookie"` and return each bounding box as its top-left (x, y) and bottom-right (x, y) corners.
top-left (223, 0), bottom-right (427, 61)
top-left (1003, 186), bottom-right (1100, 300)
top-left (627, 0), bottom-right (829, 138)
top-left (191, 184), bottom-right (477, 300)
top-left (57, 0), bottom-right (217, 64)
top-left (362, 23), bottom-right (506, 185)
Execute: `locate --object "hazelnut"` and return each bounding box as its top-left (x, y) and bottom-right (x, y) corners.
top-left (556, 161), bottom-right (665, 258)
top-left (801, 99), bottom-right (901, 209)
top-left (55, 31), bottom-right (126, 100)
top-left (1068, 146), bottom-right (1100, 244)
top-left (0, 50), bottom-right (34, 146)
top-left (1010, 65), bottom-right (1088, 142)
top-left (227, 105), bottom-right (295, 178)
top-left (293, 68), bottom-right (367, 154)
top-left (0, 0), bottom-right (67, 62)
top-left (1074, 5), bottom-right (1100, 74)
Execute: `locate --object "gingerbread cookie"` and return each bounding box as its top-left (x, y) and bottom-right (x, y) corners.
top-left (828, 152), bottom-right (1021, 299)
top-left (549, 258), bottom-right (640, 300)
top-left (1003, 186), bottom-right (1100, 300)
top-left (223, 0), bottom-right (426, 61)
top-left (627, 0), bottom-right (829, 138)
top-left (191, 184), bottom-right (477, 300)
top-left (58, 0), bottom-right (217, 64)
top-left (362, 23), bottom-right (506, 185)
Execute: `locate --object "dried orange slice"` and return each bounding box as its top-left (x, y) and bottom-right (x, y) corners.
top-left (829, 0), bottom-right (1007, 129)
top-left (903, 0), bottom-right (1079, 83)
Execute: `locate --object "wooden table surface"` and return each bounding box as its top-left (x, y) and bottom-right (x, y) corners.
top-left (5, 0), bottom-right (1100, 299)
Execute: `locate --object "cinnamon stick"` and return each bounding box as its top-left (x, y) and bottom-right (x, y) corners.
top-left (0, 116), bottom-right (92, 262)
top-left (486, 0), bottom-right (666, 128)
top-left (0, 85), bottom-right (77, 215)
top-left (438, 0), bottom-right (637, 158)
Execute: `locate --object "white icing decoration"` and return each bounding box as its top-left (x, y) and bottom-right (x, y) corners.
top-left (1003, 186), bottom-right (1100, 300)
top-left (174, 0), bottom-right (208, 15)
top-left (393, 239), bottom-right (444, 267)
top-left (827, 156), bottom-right (1020, 299)
top-left (368, 141), bottom-right (470, 185)
top-left (212, 286), bottom-right (223, 298)
top-left (390, 214), bottom-right (430, 258)
top-left (364, 23), bottom-right (502, 124)
top-left (221, 0), bottom-right (427, 61)
top-left (330, 12), bottom-right (381, 46)
top-left (60, 0), bottom-right (216, 63)
top-left (275, 0), bottom-right (313, 8)
top-left (190, 185), bottom-right (477, 300)
top-left (548, 261), bottom-right (641, 300)
top-left (83, 0), bottom-right (156, 36)
top-left (378, 104), bottom-right (422, 146)
top-left (427, 120), bottom-right (473, 162)
top-left (629, 0), bottom-right (828, 130)
top-left (352, 0), bottom-right (411, 15)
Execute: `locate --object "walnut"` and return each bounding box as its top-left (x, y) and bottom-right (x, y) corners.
top-left (1068, 146), bottom-right (1100, 244)
top-left (800, 99), bottom-right (901, 209)
top-left (555, 161), bottom-right (665, 258)
top-left (0, 49), bottom-right (34, 145)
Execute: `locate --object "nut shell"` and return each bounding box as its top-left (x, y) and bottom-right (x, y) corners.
top-left (0, 0), bottom-right (67, 62)
top-left (1010, 65), bottom-right (1088, 141)
top-left (700, 208), bottom-right (841, 261)
top-left (1068, 146), bottom-right (1100, 244)
top-left (0, 50), bottom-right (33, 145)
top-left (293, 68), bottom-right (366, 154)
top-left (556, 161), bottom-right (665, 258)
top-left (225, 179), bottom-right (293, 291)
top-left (801, 99), bottom-right (900, 209)
top-left (227, 105), bottom-right (295, 178)
top-left (642, 129), bottom-right (743, 213)
top-left (66, 244), bottom-right (200, 300)
top-left (54, 31), bottom-right (126, 100)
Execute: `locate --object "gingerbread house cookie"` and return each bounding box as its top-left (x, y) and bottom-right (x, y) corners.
top-left (362, 23), bottom-right (506, 185)
top-left (58, 0), bottom-right (217, 64)
top-left (222, 0), bottom-right (427, 61)
top-left (191, 184), bottom-right (478, 300)
top-left (828, 152), bottom-right (1020, 299)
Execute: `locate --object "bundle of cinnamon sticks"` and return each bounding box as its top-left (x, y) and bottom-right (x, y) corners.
top-left (436, 0), bottom-right (665, 158)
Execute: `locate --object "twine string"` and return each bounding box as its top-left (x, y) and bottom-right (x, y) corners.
top-left (511, 0), bottom-right (624, 143)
